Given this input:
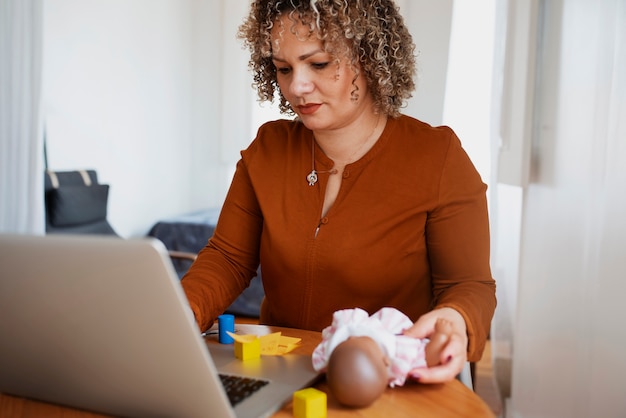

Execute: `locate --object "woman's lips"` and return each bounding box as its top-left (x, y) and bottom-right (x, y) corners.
top-left (297, 103), bottom-right (322, 115)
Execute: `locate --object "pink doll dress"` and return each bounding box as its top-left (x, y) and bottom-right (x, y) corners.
top-left (311, 307), bottom-right (428, 387)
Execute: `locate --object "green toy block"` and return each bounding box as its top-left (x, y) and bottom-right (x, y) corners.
top-left (234, 338), bottom-right (261, 360)
top-left (293, 387), bottom-right (327, 418)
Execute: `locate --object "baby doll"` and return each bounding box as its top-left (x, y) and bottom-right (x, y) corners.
top-left (311, 307), bottom-right (452, 408)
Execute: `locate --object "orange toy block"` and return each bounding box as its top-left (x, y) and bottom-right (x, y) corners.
top-left (293, 388), bottom-right (327, 418)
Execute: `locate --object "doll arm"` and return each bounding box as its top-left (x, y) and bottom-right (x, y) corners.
top-left (403, 307), bottom-right (467, 383)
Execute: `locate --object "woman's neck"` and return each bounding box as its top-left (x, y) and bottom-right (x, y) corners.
top-left (314, 111), bottom-right (387, 166)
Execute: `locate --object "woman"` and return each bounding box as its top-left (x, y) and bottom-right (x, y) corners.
top-left (182, 0), bottom-right (496, 384)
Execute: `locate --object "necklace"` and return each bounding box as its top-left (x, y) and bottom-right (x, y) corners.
top-left (306, 114), bottom-right (382, 186)
top-left (306, 140), bottom-right (320, 185)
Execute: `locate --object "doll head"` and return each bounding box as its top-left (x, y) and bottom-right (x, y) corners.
top-left (326, 336), bottom-right (389, 408)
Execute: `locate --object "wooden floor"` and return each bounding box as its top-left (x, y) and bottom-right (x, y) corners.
top-left (474, 340), bottom-right (504, 417)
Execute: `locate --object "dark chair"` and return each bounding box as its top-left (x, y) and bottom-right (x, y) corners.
top-left (44, 169), bottom-right (117, 235)
top-left (44, 169), bottom-right (197, 263)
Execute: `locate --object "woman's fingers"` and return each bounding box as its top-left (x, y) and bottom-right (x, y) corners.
top-left (410, 332), bottom-right (467, 383)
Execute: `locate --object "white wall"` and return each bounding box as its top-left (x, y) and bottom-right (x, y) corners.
top-left (504, 0), bottom-right (626, 416)
top-left (42, 0), bottom-right (250, 237)
top-left (399, 0), bottom-right (496, 189)
top-left (395, 0), bottom-right (453, 127)
top-left (442, 0), bottom-right (495, 184)
top-left (188, 0), bottom-right (251, 211)
top-left (44, 0), bottom-right (192, 237)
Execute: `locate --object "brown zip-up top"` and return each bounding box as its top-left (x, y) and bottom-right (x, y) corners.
top-left (181, 115), bottom-right (496, 361)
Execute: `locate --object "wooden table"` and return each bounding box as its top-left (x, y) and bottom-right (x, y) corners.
top-left (0, 323), bottom-right (494, 417)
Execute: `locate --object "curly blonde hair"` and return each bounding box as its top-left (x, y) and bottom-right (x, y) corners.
top-left (238, 0), bottom-right (416, 118)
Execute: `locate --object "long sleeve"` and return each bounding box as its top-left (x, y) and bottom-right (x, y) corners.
top-left (424, 129), bottom-right (496, 361)
top-left (181, 157), bottom-right (263, 332)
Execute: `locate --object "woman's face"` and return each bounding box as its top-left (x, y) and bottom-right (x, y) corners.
top-left (270, 15), bottom-right (372, 132)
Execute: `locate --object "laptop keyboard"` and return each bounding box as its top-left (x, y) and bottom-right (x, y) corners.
top-left (218, 374), bottom-right (269, 407)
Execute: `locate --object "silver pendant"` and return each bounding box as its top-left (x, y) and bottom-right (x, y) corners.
top-left (307, 170), bottom-right (318, 186)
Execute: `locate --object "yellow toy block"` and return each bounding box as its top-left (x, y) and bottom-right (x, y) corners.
top-left (234, 337), bottom-right (261, 361)
top-left (293, 388), bottom-right (327, 418)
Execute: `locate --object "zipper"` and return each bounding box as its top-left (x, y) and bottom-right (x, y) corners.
top-left (314, 217), bottom-right (327, 238)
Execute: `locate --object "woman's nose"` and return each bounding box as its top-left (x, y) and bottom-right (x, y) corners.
top-left (289, 68), bottom-right (314, 96)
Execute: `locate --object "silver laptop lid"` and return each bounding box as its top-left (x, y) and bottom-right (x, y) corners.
top-left (0, 234), bottom-right (235, 418)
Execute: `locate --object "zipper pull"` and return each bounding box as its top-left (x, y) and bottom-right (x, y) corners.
top-left (314, 219), bottom-right (322, 238)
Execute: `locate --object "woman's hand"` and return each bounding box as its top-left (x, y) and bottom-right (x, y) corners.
top-left (403, 307), bottom-right (468, 383)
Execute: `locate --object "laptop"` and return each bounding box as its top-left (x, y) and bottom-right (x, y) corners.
top-left (0, 234), bottom-right (320, 418)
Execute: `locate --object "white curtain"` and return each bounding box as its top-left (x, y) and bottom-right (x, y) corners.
top-left (505, 0), bottom-right (626, 416)
top-left (0, 0), bottom-right (44, 234)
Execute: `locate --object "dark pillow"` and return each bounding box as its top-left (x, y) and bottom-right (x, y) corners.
top-left (46, 184), bottom-right (110, 227)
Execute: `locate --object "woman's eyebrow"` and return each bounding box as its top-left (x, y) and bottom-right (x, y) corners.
top-left (272, 49), bottom-right (325, 62)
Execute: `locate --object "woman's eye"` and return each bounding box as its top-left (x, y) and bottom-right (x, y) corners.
top-left (276, 67), bottom-right (291, 75)
top-left (312, 62), bottom-right (329, 70)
